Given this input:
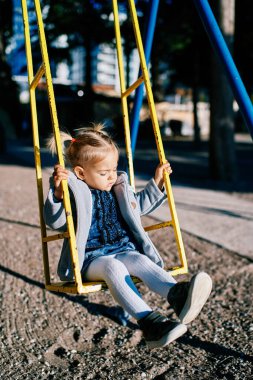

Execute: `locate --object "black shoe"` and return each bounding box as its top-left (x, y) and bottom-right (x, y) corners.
top-left (138, 311), bottom-right (187, 349)
top-left (167, 272), bottom-right (212, 324)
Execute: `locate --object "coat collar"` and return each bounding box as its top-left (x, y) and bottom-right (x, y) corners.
top-left (67, 170), bottom-right (128, 189)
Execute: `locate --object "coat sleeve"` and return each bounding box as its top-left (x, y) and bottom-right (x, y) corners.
top-left (134, 178), bottom-right (167, 216)
top-left (43, 177), bottom-right (67, 231)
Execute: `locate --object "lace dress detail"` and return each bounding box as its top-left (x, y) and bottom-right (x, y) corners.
top-left (82, 190), bottom-right (139, 276)
top-left (86, 190), bottom-right (132, 250)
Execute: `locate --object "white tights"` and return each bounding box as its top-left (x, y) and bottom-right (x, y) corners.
top-left (85, 252), bottom-right (177, 320)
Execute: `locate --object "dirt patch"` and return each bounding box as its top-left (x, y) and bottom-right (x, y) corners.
top-left (0, 165), bottom-right (252, 380)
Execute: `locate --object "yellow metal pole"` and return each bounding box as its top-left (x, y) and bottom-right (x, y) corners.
top-left (128, 0), bottom-right (188, 273)
top-left (112, 0), bottom-right (135, 189)
top-left (32, 0), bottom-right (83, 293)
top-left (144, 220), bottom-right (173, 232)
top-left (21, 0), bottom-right (51, 285)
top-left (122, 76), bottom-right (144, 98)
top-left (30, 63), bottom-right (45, 90)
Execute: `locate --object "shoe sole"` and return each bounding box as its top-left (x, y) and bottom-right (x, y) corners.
top-left (179, 272), bottom-right (212, 324)
top-left (146, 323), bottom-right (187, 349)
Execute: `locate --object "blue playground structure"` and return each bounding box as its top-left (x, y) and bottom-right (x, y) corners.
top-left (130, 0), bottom-right (253, 152)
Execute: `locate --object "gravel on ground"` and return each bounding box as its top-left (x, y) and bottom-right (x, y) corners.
top-left (0, 165), bottom-right (252, 380)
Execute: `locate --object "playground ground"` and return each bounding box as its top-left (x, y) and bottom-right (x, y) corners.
top-left (0, 137), bottom-right (252, 379)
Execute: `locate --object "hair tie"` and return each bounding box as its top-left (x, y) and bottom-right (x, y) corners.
top-left (71, 138), bottom-right (76, 143)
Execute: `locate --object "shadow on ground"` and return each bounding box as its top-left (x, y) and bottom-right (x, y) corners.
top-left (1, 137), bottom-right (252, 194)
top-left (1, 262), bottom-right (252, 367)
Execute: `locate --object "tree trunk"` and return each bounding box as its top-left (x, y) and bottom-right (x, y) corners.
top-left (192, 85), bottom-right (201, 146)
top-left (192, 45), bottom-right (201, 145)
top-left (209, 0), bottom-right (237, 182)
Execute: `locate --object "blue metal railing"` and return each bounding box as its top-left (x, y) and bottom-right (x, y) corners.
top-left (130, 0), bottom-right (253, 144)
top-left (130, 0), bottom-right (160, 156)
top-left (193, 0), bottom-right (253, 140)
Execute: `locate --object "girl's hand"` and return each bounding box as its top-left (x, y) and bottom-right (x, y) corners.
top-left (154, 161), bottom-right (172, 190)
top-left (52, 164), bottom-right (69, 200)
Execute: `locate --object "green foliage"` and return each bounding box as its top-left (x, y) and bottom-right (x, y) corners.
top-left (151, 0), bottom-right (212, 93)
top-left (0, 0), bottom-right (13, 53)
top-left (43, 0), bottom-right (114, 57)
top-left (0, 1), bottom-right (21, 140)
top-left (41, 0), bottom-right (212, 95)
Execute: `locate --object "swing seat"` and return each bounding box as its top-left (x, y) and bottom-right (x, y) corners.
top-left (46, 281), bottom-right (105, 294)
top-left (46, 277), bottom-right (143, 295)
top-left (43, 221), bottom-right (184, 295)
top-left (45, 266), bottom-right (184, 295)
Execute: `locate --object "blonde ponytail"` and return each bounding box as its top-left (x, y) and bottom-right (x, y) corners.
top-left (75, 123), bottom-right (108, 137)
top-left (46, 123), bottom-right (118, 168)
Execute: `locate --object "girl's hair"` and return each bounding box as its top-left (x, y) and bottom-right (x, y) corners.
top-left (47, 123), bottom-right (118, 167)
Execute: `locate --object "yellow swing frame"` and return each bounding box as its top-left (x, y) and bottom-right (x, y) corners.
top-left (21, 0), bottom-right (188, 295)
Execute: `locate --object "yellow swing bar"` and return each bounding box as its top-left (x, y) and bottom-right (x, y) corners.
top-left (113, 0), bottom-right (188, 275)
top-left (21, 0), bottom-right (188, 295)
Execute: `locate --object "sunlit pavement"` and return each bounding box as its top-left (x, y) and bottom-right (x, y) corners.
top-left (136, 176), bottom-right (253, 260)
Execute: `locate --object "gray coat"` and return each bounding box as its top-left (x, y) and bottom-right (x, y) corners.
top-left (44, 171), bottom-right (166, 281)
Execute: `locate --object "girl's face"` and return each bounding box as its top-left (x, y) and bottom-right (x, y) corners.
top-left (74, 148), bottom-right (119, 191)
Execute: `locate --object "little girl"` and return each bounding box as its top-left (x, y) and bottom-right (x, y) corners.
top-left (44, 124), bottom-right (212, 349)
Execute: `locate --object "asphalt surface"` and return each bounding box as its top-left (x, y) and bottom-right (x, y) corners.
top-left (0, 137), bottom-right (252, 379)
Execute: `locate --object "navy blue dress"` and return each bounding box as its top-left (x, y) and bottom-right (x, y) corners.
top-left (82, 189), bottom-right (138, 276)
